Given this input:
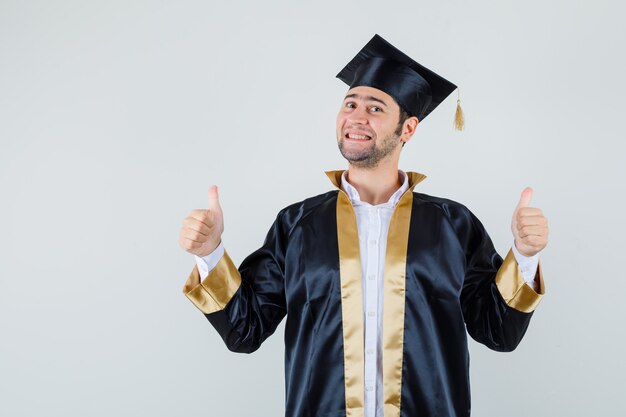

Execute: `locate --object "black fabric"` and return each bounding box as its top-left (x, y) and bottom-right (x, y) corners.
top-left (399, 193), bottom-right (533, 417)
top-left (204, 190), bottom-right (534, 417)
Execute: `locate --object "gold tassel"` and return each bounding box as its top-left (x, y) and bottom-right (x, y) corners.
top-left (454, 90), bottom-right (465, 131)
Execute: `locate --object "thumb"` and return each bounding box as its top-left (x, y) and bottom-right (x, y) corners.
top-left (208, 185), bottom-right (222, 214)
top-left (515, 187), bottom-right (534, 210)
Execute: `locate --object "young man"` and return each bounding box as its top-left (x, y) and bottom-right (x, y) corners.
top-left (179, 34), bottom-right (548, 417)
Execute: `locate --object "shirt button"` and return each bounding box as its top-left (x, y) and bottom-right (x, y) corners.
top-left (366, 385), bottom-right (374, 392)
top-left (366, 349), bottom-right (374, 355)
top-left (368, 274), bottom-right (376, 280)
top-left (367, 311), bottom-right (375, 317)
top-left (369, 239), bottom-right (377, 245)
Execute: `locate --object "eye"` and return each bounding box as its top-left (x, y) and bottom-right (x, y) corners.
top-left (370, 106), bottom-right (382, 113)
top-left (345, 102), bottom-right (356, 109)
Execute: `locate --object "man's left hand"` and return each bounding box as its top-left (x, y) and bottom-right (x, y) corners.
top-left (511, 187), bottom-right (549, 257)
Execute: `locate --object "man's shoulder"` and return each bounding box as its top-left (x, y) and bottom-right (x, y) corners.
top-left (411, 191), bottom-right (477, 220)
top-left (275, 190), bottom-right (339, 225)
top-left (412, 191), bottom-right (490, 238)
top-left (412, 191), bottom-right (466, 208)
top-left (282, 189), bottom-right (338, 211)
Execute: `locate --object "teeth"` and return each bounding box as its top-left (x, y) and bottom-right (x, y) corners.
top-left (347, 133), bottom-right (369, 140)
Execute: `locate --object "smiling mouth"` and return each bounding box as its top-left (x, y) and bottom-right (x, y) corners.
top-left (345, 133), bottom-right (372, 141)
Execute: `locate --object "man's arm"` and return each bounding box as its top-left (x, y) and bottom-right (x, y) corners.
top-left (179, 186), bottom-right (288, 353)
top-left (457, 188), bottom-right (548, 352)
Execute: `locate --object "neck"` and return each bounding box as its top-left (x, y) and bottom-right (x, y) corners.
top-left (346, 159), bottom-right (403, 205)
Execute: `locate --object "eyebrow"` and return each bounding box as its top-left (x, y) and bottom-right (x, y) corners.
top-left (344, 93), bottom-right (389, 108)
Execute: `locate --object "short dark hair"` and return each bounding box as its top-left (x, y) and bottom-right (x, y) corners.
top-left (395, 106), bottom-right (410, 147)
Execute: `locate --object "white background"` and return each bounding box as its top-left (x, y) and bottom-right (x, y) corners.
top-left (1, 0), bottom-right (624, 416)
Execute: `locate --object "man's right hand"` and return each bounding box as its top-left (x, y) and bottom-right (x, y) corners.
top-left (179, 185), bottom-right (224, 257)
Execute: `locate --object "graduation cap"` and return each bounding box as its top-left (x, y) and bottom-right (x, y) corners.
top-left (336, 34), bottom-right (464, 130)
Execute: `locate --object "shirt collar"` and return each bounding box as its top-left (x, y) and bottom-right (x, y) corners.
top-left (340, 170), bottom-right (409, 207)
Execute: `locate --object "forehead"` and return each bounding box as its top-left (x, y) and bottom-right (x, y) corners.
top-left (343, 86), bottom-right (399, 109)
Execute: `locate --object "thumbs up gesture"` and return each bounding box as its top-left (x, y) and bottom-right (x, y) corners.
top-left (179, 185), bottom-right (225, 257)
top-left (511, 187), bottom-right (549, 257)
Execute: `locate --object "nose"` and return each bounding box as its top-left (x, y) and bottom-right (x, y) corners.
top-left (347, 106), bottom-right (369, 125)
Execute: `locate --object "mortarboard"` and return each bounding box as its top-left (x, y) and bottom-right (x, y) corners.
top-left (336, 34), bottom-right (464, 130)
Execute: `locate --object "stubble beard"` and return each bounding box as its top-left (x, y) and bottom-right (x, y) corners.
top-left (338, 131), bottom-right (401, 169)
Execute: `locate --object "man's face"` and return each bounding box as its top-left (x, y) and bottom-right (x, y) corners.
top-left (336, 85), bottom-right (403, 169)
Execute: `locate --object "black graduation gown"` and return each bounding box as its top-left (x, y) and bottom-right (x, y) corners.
top-left (183, 170), bottom-right (545, 417)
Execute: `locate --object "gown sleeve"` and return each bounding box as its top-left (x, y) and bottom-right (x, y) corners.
top-left (451, 204), bottom-right (545, 352)
top-left (182, 210), bottom-right (289, 354)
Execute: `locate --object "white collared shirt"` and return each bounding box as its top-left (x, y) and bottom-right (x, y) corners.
top-left (195, 170), bottom-right (539, 417)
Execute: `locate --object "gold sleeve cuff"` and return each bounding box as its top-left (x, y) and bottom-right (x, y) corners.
top-left (182, 250), bottom-right (242, 314)
top-left (495, 249), bottom-right (545, 313)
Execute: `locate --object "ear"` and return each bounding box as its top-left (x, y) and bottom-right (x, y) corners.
top-left (400, 116), bottom-right (419, 145)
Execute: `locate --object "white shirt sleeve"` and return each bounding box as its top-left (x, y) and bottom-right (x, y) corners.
top-left (511, 242), bottom-right (539, 289)
top-left (194, 241), bottom-right (225, 280)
